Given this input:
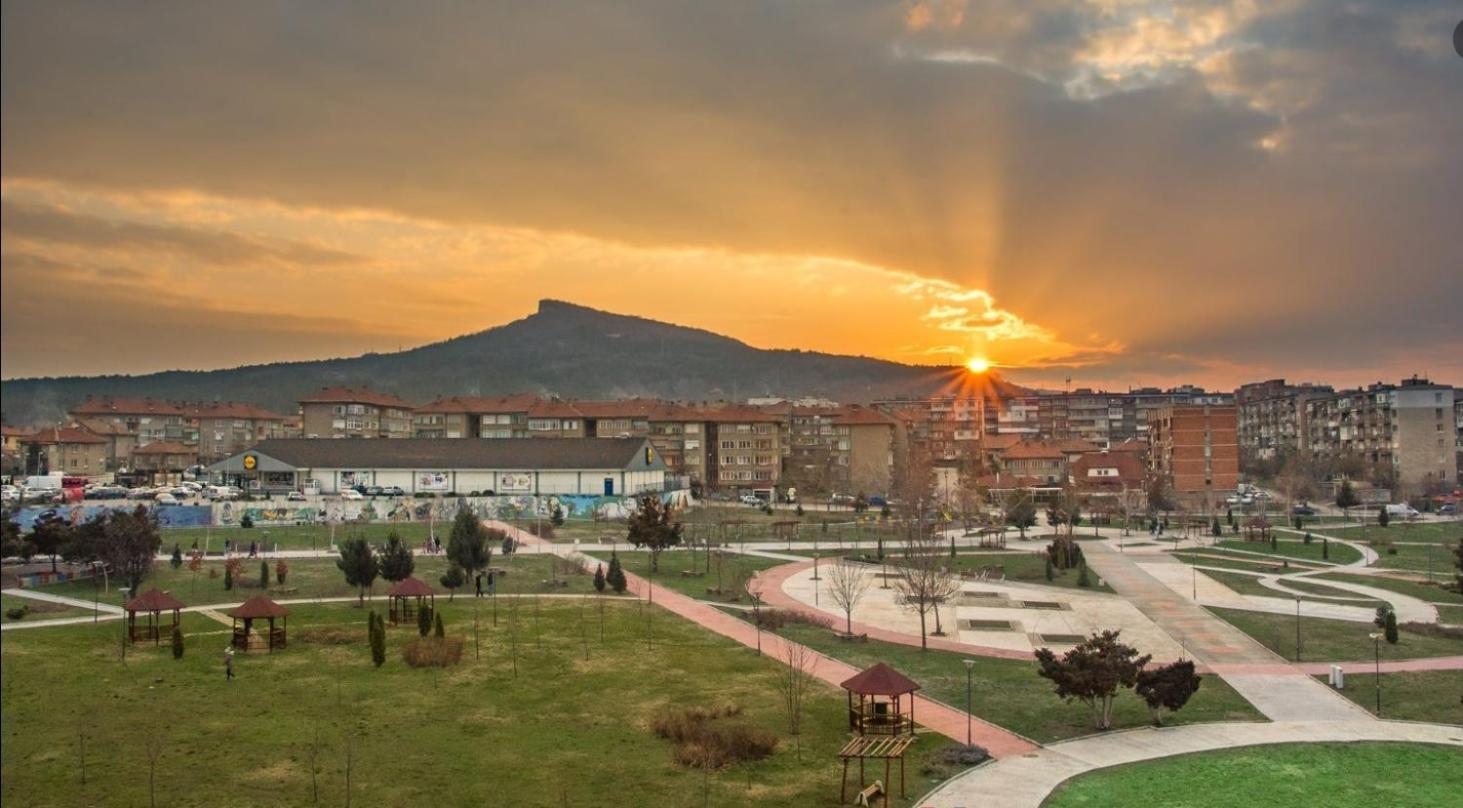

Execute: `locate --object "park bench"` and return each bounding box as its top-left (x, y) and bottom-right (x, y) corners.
top-left (855, 780), bottom-right (885, 806)
top-left (273, 587), bottom-right (299, 596)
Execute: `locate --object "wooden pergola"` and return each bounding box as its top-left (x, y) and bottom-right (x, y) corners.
top-left (387, 577), bottom-right (436, 625)
top-left (124, 588), bottom-right (185, 645)
top-left (229, 594), bottom-right (290, 653)
top-left (1244, 517), bottom-right (1272, 541)
top-left (838, 734), bottom-right (916, 803)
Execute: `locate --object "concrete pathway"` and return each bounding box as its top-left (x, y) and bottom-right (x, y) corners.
top-left (487, 521), bottom-right (1039, 757)
top-left (919, 719), bottom-right (1463, 808)
top-left (2, 587), bottom-right (123, 614)
top-left (1081, 544), bottom-right (1370, 722)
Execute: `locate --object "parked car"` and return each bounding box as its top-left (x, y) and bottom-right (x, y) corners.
top-left (1384, 503), bottom-right (1420, 518)
top-left (867, 495), bottom-right (888, 508)
top-left (738, 494), bottom-right (762, 506)
top-left (829, 492), bottom-right (855, 505)
top-left (364, 485), bottom-right (384, 497)
top-left (1291, 504), bottom-right (1317, 516)
top-left (286, 491), bottom-right (307, 502)
top-left (127, 487), bottom-right (155, 500)
top-left (1439, 503), bottom-right (1457, 515)
top-left (380, 485), bottom-right (406, 497)
top-left (155, 493), bottom-right (179, 505)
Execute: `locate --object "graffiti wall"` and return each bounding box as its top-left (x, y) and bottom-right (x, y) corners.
top-left (11, 504), bottom-right (214, 531)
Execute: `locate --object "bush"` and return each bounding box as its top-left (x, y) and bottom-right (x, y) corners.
top-left (171, 626), bottom-right (184, 659)
top-left (1373, 606), bottom-right (1392, 629)
top-left (418, 602), bottom-right (434, 637)
top-left (593, 564), bottom-right (607, 593)
top-left (6, 606), bottom-right (28, 620)
top-left (260, 560), bottom-right (270, 589)
top-left (369, 611), bottom-right (386, 668)
top-left (275, 560), bottom-right (288, 585)
top-left (240, 514), bottom-right (254, 529)
top-left (1076, 562), bottom-right (1091, 588)
top-left (433, 610), bottom-right (445, 639)
top-left (938, 744), bottom-right (990, 766)
top-left (296, 626), bottom-right (364, 645)
top-left (1384, 609), bottom-right (1399, 644)
top-left (651, 704), bottom-right (775, 769)
top-left (749, 608), bottom-right (831, 632)
top-left (402, 636), bottom-right (464, 668)
top-left (170, 544), bottom-right (183, 569)
top-left (224, 565), bottom-right (234, 591)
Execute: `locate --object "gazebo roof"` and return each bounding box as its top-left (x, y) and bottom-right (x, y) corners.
top-left (840, 663), bottom-right (921, 696)
top-left (1245, 517), bottom-right (1272, 528)
top-left (125, 588), bottom-right (186, 612)
top-left (388, 577), bottom-right (435, 597)
top-left (229, 595), bottom-right (291, 619)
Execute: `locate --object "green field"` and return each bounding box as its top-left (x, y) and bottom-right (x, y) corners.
top-left (1, 593), bottom-right (101, 624)
top-left (1315, 572), bottom-right (1463, 605)
top-left (1216, 538), bottom-right (1361, 565)
top-left (1361, 541), bottom-right (1459, 575)
top-left (1311, 521), bottom-right (1463, 545)
top-left (1043, 743), bottom-right (1461, 808)
top-left (1313, 671), bottom-right (1463, 724)
top-left (1208, 607), bottom-right (1463, 662)
top-left (606, 550), bottom-right (791, 605)
top-left (1198, 570), bottom-right (1382, 609)
top-left (1169, 551), bottom-right (1320, 573)
top-left (775, 623), bottom-right (1264, 744)
top-left (161, 520), bottom-right (440, 552)
top-left (0, 599), bottom-right (952, 807)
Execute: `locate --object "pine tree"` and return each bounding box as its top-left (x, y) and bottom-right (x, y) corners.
top-left (380, 530), bottom-right (415, 582)
top-left (433, 611), bottom-right (445, 639)
top-left (337, 536), bottom-right (380, 606)
top-left (1383, 609), bottom-right (1399, 644)
top-left (260, 560), bottom-right (270, 589)
top-left (369, 611), bottom-right (386, 667)
top-left (170, 544), bottom-right (183, 570)
top-left (171, 626), bottom-right (184, 660)
top-left (418, 602), bottom-right (434, 637)
top-left (592, 564), bottom-right (607, 593)
top-left (1211, 517), bottom-right (1221, 537)
top-left (440, 563), bottom-right (466, 601)
top-left (1322, 538), bottom-right (1329, 560)
top-left (224, 565), bottom-right (234, 591)
top-left (1076, 562), bottom-right (1091, 588)
top-left (1377, 507), bottom-right (1390, 528)
top-left (607, 552), bottom-right (628, 594)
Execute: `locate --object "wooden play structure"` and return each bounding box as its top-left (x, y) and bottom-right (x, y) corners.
top-left (838, 663), bottom-right (920, 803)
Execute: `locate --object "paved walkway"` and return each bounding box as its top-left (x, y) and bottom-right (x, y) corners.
top-left (920, 719), bottom-right (1463, 807)
top-left (487, 521), bottom-right (1039, 757)
top-left (1082, 544), bottom-right (1370, 722)
top-left (2, 587), bottom-right (124, 614)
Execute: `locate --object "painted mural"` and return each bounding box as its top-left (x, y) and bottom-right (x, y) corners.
top-left (11, 504), bottom-right (213, 531)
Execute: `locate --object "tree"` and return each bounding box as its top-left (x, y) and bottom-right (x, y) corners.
top-left (276, 559), bottom-right (288, 585)
top-left (775, 642), bottom-right (819, 760)
top-left (1, 510), bottom-right (31, 560)
top-left (825, 559), bottom-right (872, 637)
top-left (439, 563), bottom-right (466, 601)
top-left (626, 495), bottom-right (683, 572)
top-left (1453, 537), bottom-right (1463, 593)
top-left (1146, 476), bottom-right (1174, 514)
top-left (892, 529), bottom-right (960, 649)
top-left (368, 611), bottom-right (385, 667)
top-left (171, 626), bottom-right (184, 660)
top-left (1076, 562), bottom-right (1091, 588)
top-left (1335, 479), bottom-right (1359, 519)
top-left (1134, 660), bottom-right (1201, 726)
top-left (418, 601), bottom-right (434, 637)
top-left (550, 504), bottom-right (565, 527)
top-left (1044, 554), bottom-right (1054, 581)
top-left (592, 564), bottom-right (606, 593)
top-left (1034, 630), bottom-right (1151, 730)
top-left (260, 560), bottom-right (270, 589)
top-left (433, 611), bottom-right (445, 639)
top-left (29, 511), bottom-right (72, 574)
top-left (337, 537), bottom-right (379, 606)
top-left (379, 531), bottom-right (415, 582)
top-left (446, 507), bottom-right (492, 585)
top-left (1211, 517), bottom-right (1222, 537)
top-left (224, 564), bottom-right (234, 591)
top-left (606, 551), bottom-right (628, 594)
top-left (68, 507), bottom-right (160, 596)
top-left (170, 544), bottom-right (183, 570)
top-left (1377, 506), bottom-right (1390, 528)
top-left (1383, 609), bottom-right (1399, 644)
top-left (1004, 489), bottom-right (1037, 538)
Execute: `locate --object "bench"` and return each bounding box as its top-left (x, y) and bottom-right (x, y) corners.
top-left (856, 780), bottom-right (885, 807)
top-left (273, 587), bottom-right (299, 596)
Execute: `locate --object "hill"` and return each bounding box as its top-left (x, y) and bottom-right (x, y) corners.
top-left (0, 300), bottom-right (1024, 425)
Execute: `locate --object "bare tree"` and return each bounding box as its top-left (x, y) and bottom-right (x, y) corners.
top-left (305, 719), bottom-right (324, 804)
top-left (508, 595), bottom-right (521, 678)
top-left (142, 726), bottom-right (164, 808)
top-left (775, 642), bottom-right (819, 760)
top-left (825, 560), bottom-right (873, 637)
top-left (892, 529), bottom-right (959, 649)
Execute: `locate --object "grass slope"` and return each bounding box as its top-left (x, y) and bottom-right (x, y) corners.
top-left (1207, 607), bottom-right (1463, 662)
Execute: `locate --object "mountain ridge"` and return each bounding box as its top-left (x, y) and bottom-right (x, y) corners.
top-left (0, 299), bottom-right (1002, 425)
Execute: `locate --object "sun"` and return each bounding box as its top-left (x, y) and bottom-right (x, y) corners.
top-left (965, 356), bottom-right (991, 373)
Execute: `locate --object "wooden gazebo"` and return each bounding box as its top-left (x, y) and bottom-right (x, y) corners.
top-left (124, 588), bottom-right (185, 645)
top-left (388, 577), bottom-right (436, 625)
top-left (838, 663), bottom-right (920, 802)
top-left (1243, 517), bottom-right (1272, 541)
top-left (228, 595), bottom-right (290, 652)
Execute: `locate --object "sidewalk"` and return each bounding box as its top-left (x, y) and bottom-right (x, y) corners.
top-left (919, 719), bottom-right (1463, 808)
top-left (2, 587), bottom-right (124, 614)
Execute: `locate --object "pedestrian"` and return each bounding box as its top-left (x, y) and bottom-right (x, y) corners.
top-left (475, 573), bottom-right (483, 598)
top-left (224, 646), bottom-right (235, 681)
top-left (487, 570), bottom-right (495, 594)
top-left (223, 538), bottom-right (230, 556)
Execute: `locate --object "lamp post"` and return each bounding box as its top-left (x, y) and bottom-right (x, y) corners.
top-left (1369, 631), bottom-right (1383, 716)
top-left (1294, 595), bottom-right (1303, 661)
top-left (962, 658), bottom-right (975, 747)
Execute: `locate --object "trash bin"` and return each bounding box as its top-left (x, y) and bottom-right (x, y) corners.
top-left (1329, 665), bottom-right (1344, 689)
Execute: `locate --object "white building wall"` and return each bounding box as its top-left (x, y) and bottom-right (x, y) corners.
top-left (375, 470), bottom-right (414, 489)
top-left (456, 471), bottom-right (497, 493)
top-left (538, 471), bottom-right (584, 494)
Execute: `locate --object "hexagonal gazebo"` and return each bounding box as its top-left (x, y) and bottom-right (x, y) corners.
top-left (229, 594), bottom-right (290, 652)
top-left (124, 588), bottom-right (186, 645)
top-left (388, 577), bottom-right (436, 625)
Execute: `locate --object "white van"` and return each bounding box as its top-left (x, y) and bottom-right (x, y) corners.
top-left (1384, 504), bottom-right (1419, 518)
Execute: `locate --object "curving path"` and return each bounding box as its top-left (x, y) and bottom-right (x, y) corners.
top-left (918, 719), bottom-right (1463, 808)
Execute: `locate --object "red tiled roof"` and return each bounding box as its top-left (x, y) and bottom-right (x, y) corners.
top-left (840, 662), bottom-right (921, 696)
top-left (832, 406), bottom-right (896, 426)
top-left (20, 426), bottom-right (107, 445)
top-left (70, 396), bottom-right (183, 416)
top-left (527, 399), bottom-right (585, 418)
top-left (73, 418), bottom-right (132, 436)
top-left (133, 441), bottom-right (197, 456)
top-left (298, 387), bottom-right (415, 409)
top-left (975, 473), bottom-right (1048, 489)
top-left (414, 394), bottom-right (539, 415)
top-left (180, 401), bottom-right (288, 420)
top-left (1001, 441), bottom-right (1066, 460)
top-left (697, 405), bottom-right (783, 423)
top-left (229, 595), bottom-right (291, 619)
top-left (981, 434), bottom-right (1024, 450)
top-left (387, 577), bottom-right (436, 597)
top-left (1071, 451), bottom-right (1146, 485)
top-left (1050, 439), bottom-right (1102, 454)
top-left (125, 588), bottom-right (186, 612)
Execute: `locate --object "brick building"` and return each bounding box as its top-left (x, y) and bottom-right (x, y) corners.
top-left (1147, 404), bottom-right (1239, 499)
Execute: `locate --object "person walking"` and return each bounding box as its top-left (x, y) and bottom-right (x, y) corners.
top-left (474, 573), bottom-right (483, 598)
top-left (224, 646), bottom-right (235, 682)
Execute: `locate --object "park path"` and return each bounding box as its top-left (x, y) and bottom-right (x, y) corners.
top-left (486, 521), bottom-right (1039, 757)
top-left (1081, 544), bottom-right (1371, 722)
top-left (1, 587), bottom-right (124, 614)
top-left (918, 719), bottom-right (1463, 808)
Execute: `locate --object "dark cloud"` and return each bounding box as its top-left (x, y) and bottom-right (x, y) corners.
top-left (1, 0), bottom-right (1459, 384)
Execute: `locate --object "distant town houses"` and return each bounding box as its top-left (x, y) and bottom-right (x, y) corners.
top-left (1, 375), bottom-right (1457, 502)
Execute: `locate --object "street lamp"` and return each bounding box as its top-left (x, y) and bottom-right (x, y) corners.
top-left (1294, 595), bottom-right (1303, 662)
top-left (962, 659), bottom-right (976, 747)
top-left (1368, 631), bottom-right (1383, 717)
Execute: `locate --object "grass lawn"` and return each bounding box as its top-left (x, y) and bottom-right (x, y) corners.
top-left (1170, 549), bottom-right (1325, 572)
top-left (607, 550), bottom-right (791, 605)
top-left (937, 552), bottom-right (1115, 594)
top-left (1199, 570), bottom-right (1381, 609)
top-left (1216, 538), bottom-right (1361, 565)
top-left (1207, 607), bottom-right (1463, 662)
top-left (1437, 605), bottom-right (1463, 624)
top-left (24, 553), bottom-right (609, 608)
top-left (0, 599), bottom-right (951, 807)
top-left (1043, 742), bottom-right (1461, 808)
top-left (1310, 521), bottom-right (1463, 545)
top-left (1364, 541), bottom-right (1458, 575)
top-left (0, 593), bottom-right (100, 624)
top-left (161, 520), bottom-right (440, 553)
top-left (775, 624), bottom-right (1265, 744)
top-left (1316, 572), bottom-right (1463, 605)
top-left (1313, 671), bottom-right (1463, 724)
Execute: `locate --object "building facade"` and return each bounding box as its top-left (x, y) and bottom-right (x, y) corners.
top-left (299, 387), bottom-right (416, 439)
top-left (18, 427), bottom-right (108, 477)
top-left (1235, 379), bottom-right (1333, 460)
top-left (1305, 377), bottom-right (1457, 493)
top-left (1147, 404), bottom-right (1239, 497)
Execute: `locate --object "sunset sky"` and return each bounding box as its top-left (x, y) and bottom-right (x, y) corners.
top-left (2, 1), bottom-right (1460, 390)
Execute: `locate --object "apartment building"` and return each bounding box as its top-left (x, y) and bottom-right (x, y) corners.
top-left (130, 441), bottom-right (198, 483)
top-left (774, 404), bottom-right (894, 495)
top-left (71, 417), bottom-right (137, 470)
top-left (704, 406), bottom-right (782, 491)
top-left (968, 388), bottom-right (1232, 445)
top-left (18, 426), bottom-right (108, 477)
top-left (1147, 404), bottom-right (1240, 497)
top-left (299, 387), bottom-right (416, 439)
top-left (1235, 379), bottom-right (1334, 460)
top-left (871, 395), bottom-right (984, 462)
top-left (997, 441), bottom-right (1069, 485)
top-left (181, 401), bottom-right (289, 461)
top-left (69, 396), bottom-right (188, 446)
top-left (1305, 377), bottom-right (1457, 493)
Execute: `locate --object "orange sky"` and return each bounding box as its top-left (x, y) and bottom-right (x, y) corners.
top-left (2, 1), bottom-right (1460, 390)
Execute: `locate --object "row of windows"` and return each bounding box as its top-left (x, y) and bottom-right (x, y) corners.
top-left (719, 455), bottom-right (776, 466)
